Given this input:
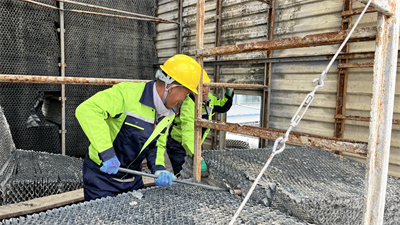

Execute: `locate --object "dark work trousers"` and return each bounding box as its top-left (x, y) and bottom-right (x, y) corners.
top-left (82, 156), bottom-right (144, 201)
top-left (166, 137), bottom-right (188, 175)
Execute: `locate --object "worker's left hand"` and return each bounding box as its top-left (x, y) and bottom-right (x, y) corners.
top-left (154, 170), bottom-right (176, 187)
top-left (225, 78), bottom-right (236, 96)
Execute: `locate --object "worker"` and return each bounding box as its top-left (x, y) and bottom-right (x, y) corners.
top-left (75, 54), bottom-right (202, 201)
top-left (167, 71), bottom-right (234, 177)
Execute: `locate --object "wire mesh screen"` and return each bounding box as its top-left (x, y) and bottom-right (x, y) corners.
top-left (0, 0), bottom-right (158, 157)
top-left (0, 0), bottom-right (61, 154)
top-left (64, 0), bottom-right (158, 157)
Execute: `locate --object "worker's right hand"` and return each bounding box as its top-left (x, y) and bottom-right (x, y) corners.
top-left (100, 156), bottom-right (120, 174)
top-left (154, 170), bottom-right (176, 187)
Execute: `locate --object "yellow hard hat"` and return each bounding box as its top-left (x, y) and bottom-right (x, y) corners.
top-left (203, 70), bottom-right (211, 83)
top-left (160, 54), bottom-right (202, 94)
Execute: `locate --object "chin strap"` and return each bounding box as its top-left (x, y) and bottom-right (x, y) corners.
top-left (156, 69), bottom-right (182, 104)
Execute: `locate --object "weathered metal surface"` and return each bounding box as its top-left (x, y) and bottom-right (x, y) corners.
top-left (0, 74), bottom-right (149, 85)
top-left (54, 0), bottom-right (178, 24)
top-left (338, 62), bottom-right (400, 68)
top-left (342, 6), bottom-right (376, 16)
top-left (335, 0), bottom-right (351, 142)
top-left (197, 27), bottom-right (377, 57)
top-left (363, 0), bottom-right (400, 223)
top-left (203, 82), bottom-right (266, 89)
top-left (59, 1), bottom-right (66, 156)
top-left (196, 119), bottom-right (368, 155)
top-left (335, 115), bottom-right (400, 125)
top-left (360, 0), bottom-right (396, 16)
top-left (194, 0), bottom-right (205, 182)
top-left (20, 0), bottom-right (175, 23)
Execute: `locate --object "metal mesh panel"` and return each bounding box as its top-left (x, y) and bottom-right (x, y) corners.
top-left (196, 147), bottom-right (400, 224)
top-left (1, 184), bottom-right (309, 225)
top-left (0, 0), bottom-right (61, 154)
top-left (0, 149), bottom-right (83, 206)
top-left (64, 0), bottom-right (158, 157)
top-left (0, 0), bottom-right (158, 157)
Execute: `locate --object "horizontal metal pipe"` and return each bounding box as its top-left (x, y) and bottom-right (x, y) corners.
top-left (53, 0), bottom-right (177, 24)
top-left (197, 27), bottom-right (377, 57)
top-left (20, 0), bottom-right (176, 24)
top-left (204, 82), bottom-right (266, 89)
top-left (195, 119), bottom-right (368, 155)
top-left (342, 7), bottom-right (376, 17)
top-left (0, 74), bottom-right (150, 85)
top-left (338, 62), bottom-right (400, 68)
top-left (360, 0), bottom-right (395, 16)
top-left (336, 114), bottom-right (400, 125)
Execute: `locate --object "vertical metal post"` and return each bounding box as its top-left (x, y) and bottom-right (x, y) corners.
top-left (212, 0), bottom-right (222, 149)
top-left (59, 1), bottom-right (66, 155)
top-left (177, 0), bottom-right (183, 54)
top-left (363, 1), bottom-right (399, 224)
top-left (334, 0), bottom-right (352, 154)
top-left (261, 0), bottom-right (275, 148)
top-left (194, 0), bottom-right (205, 182)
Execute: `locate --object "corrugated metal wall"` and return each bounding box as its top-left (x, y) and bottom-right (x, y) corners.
top-left (156, 0), bottom-right (399, 177)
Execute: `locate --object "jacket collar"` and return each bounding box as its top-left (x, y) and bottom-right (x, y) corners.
top-left (139, 80), bottom-right (156, 109)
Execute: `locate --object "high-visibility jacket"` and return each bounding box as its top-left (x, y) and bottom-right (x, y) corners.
top-left (169, 92), bottom-right (233, 157)
top-left (76, 81), bottom-right (174, 200)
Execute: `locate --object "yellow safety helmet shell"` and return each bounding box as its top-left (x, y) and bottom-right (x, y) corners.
top-left (160, 54), bottom-right (202, 94)
top-left (203, 70), bottom-right (211, 83)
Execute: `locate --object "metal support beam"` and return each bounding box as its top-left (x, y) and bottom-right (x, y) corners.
top-left (59, 1), bottom-right (66, 155)
top-left (363, 1), bottom-right (399, 224)
top-left (0, 74), bottom-right (149, 85)
top-left (334, 0), bottom-right (352, 154)
top-left (194, 0), bottom-right (205, 182)
top-left (197, 27), bottom-right (377, 57)
top-left (360, 0), bottom-right (395, 16)
top-left (261, 0), bottom-right (275, 148)
top-left (211, 0), bottom-right (223, 149)
top-left (195, 119), bottom-right (368, 155)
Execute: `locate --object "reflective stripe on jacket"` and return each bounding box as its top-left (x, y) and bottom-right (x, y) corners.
top-left (170, 92), bottom-right (233, 157)
top-left (76, 81), bottom-right (174, 173)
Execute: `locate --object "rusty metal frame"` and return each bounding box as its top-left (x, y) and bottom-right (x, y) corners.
top-left (194, 0), bottom-right (205, 181)
top-left (334, 0), bottom-right (352, 154)
top-left (20, 0), bottom-right (177, 24)
top-left (211, 0), bottom-right (223, 150)
top-left (261, 0), bottom-right (275, 148)
top-left (363, 0), bottom-right (399, 224)
top-left (0, 75), bottom-right (149, 85)
top-left (197, 27), bottom-right (376, 57)
top-left (196, 119), bottom-right (368, 155)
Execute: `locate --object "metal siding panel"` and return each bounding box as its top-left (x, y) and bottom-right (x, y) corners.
top-left (155, 0), bottom-right (400, 176)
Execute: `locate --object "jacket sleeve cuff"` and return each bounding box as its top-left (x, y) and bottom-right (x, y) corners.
top-left (98, 147), bottom-right (116, 162)
top-left (225, 91), bottom-right (234, 99)
top-left (151, 165), bottom-right (166, 174)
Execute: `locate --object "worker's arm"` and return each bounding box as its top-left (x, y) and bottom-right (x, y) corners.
top-left (212, 92), bottom-right (234, 113)
top-left (180, 96), bottom-right (196, 157)
top-left (75, 83), bottom-right (125, 164)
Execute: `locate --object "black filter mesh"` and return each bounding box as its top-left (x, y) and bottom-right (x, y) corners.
top-left (195, 147), bottom-right (400, 225)
top-left (0, 0), bottom-right (158, 157)
top-left (64, 0), bottom-right (157, 157)
top-left (0, 0), bottom-right (61, 154)
top-left (1, 184), bottom-right (310, 225)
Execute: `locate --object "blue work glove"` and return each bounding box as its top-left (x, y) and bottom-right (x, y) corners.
top-left (154, 170), bottom-right (176, 187)
top-left (100, 156), bottom-right (120, 174)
